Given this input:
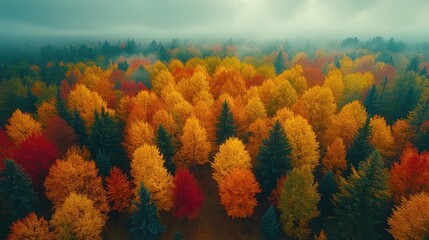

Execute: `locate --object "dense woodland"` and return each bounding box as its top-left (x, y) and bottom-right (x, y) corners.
top-left (0, 37), bottom-right (429, 240)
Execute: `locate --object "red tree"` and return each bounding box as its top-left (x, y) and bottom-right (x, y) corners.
top-left (105, 167), bottom-right (133, 212)
top-left (44, 115), bottom-right (78, 155)
top-left (390, 146), bottom-right (429, 202)
top-left (173, 168), bottom-right (205, 219)
top-left (12, 134), bottom-right (60, 186)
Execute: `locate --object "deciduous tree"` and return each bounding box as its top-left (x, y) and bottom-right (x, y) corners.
top-left (131, 144), bottom-right (174, 211)
top-left (322, 137), bottom-right (347, 177)
top-left (218, 168), bottom-right (261, 218)
top-left (173, 169), bottom-right (204, 219)
top-left (50, 192), bottom-right (105, 240)
top-left (279, 167), bottom-right (320, 239)
top-left (106, 167), bottom-right (133, 212)
top-left (6, 109), bottom-right (42, 144)
top-left (388, 193), bottom-right (429, 240)
top-left (44, 153), bottom-right (109, 214)
top-left (212, 137), bottom-right (251, 183)
top-left (7, 212), bottom-right (53, 240)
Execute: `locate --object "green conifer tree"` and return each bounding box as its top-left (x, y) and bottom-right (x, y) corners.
top-left (346, 116), bottom-right (374, 171)
top-left (155, 125), bottom-right (176, 174)
top-left (261, 205), bottom-right (281, 240)
top-left (131, 183), bottom-right (165, 240)
top-left (329, 151), bottom-right (391, 240)
top-left (216, 101), bottom-right (236, 145)
top-left (255, 121), bottom-right (292, 198)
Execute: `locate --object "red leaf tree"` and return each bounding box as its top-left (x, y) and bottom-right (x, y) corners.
top-left (12, 134), bottom-right (60, 186)
top-left (390, 146), bottom-right (429, 202)
top-left (173, 168), bottom-right (204, 219)
top-left (44, 115), bottom-right (78, 155)
top-left (105, 167), bottom-right (133, 212)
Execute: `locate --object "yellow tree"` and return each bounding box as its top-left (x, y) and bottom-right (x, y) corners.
top-left (282, 116), bottom-right (320, 171)
top-left (301, 86), bottom-right (337, 148)
top-left (123, 120), bottom-right (155, 157)
top-left (176, 71), bottom-right (210, 103)
top-left (244, 96), bottom-right (267, 127)
top-left (388, 193), bottom-right (429, 240)
top-left (266, 77), bottom-right (298, 116)
top-left (391, 119), bottom-right (414, 158)
top-left (6, 109), bottom-right (42, 144)
top-left (131, 144), bottom-right (173, 211)
top-left (278, 65), bottom-right (308, 96)
top-left (323, 69), bottom-right (344, 105)
top-left (322, 137), bottom-right (347, 177)
top-left (7, 213), bottom-right (53, 240)
top-left (67, 84), bottom-right (111, 128)
top-left (127, 90), bottom-right (161, 124)
top-left (36, 100), bottom-right (58, 127)
top-left (325, 101), bottom-right (367, 147)
top-left (151, 69), bottom-right (175, 96)
top-left (218, 168), bottom-right (261, 218)
top-left (175, 117), bottom-right (211, 167)
top-left (44, 153), bottom-right (109, 214)
top-left (193, 100), bottom-right (216, 144)
top-left (50, 192), bottom-right (106, 240)
top-left (370, 115), bottom-right (395, 159)
top-left (212, 137), bottom-right (252, 183)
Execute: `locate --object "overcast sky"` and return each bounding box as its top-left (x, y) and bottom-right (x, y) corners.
top-left (0, 0), bottom-right (428, 42)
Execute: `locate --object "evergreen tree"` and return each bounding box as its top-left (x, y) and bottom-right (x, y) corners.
top-left (216, 101), bottom-right (236, 145)
top-left (131, 183), bottom-right (165, 240)
top-left (319, 171), bottom-right (338, 219)
top-left (261, 205), bottom-right (281, 240)
top-left (416, 124), bottom-right (429, 152)
top-left (328, 152), bottom-right (391, 240)
top-left (69, 109), bottom-right (88, 146)
top-left (274, 51), bottom-right (285, 75)
top-left (155, 125), bottom-right (176, 174)
top-left (0, 159), bottom-right (38, 239)
top-left (255, 121), bottom-right (292, 198)
top-left (407, 90), bottom-right (429, 134)
top-left (95, 150), bottom-right (112, 178)
top-left (364, 85), bottom-right (380, 115)
top-left (406, 56), bottom-right (420, 72)
top-left (346, 116), bottom-right (373, 171)
top-left (88, 108), bottom-right (127, 169)
top-left (118, 60), bottom-right (129, 71)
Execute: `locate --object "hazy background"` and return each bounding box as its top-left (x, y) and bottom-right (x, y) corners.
top-left (0, 0), bottom-right (428, 43)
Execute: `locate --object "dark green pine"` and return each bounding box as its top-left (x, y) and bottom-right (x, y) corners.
top-left (216, 101), bottom-right (236, 145)
top-left (274, 51), bottom-right (285, 75)
top-left (155, 125), bottom-right (176, 174)
top-left (0, 159), bottom-right (38, 239)
top-left (364, 85), bottom-right (380, 116)
top-left (346, 116), bottom-right (374, 172)
top-left (255, 121), bottom-right (292, 198)
top-left (328, 151), bottom-right (391, 240)
top-left (94, 150), bottom-right (112, 178)
top-left (69, 109), bottom-right (88, 146)
top-left (261, 205), bottom-right (281, 240)
top-left (131, 183), bottom-right (165, 240)
top-left (88, 107), bottom-right (127, 169)
top-left (319, 171), bottom-right (338, 219)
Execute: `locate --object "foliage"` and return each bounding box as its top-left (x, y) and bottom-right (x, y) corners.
top-left (173, 168), bottom-right (204, 219)
top-left (6, 109), bottom-right (42, 144)
top-left (389, 146), bottom-right (429, 202)
top-left (12, 134), bottom-right (60, 186)
top-left (7, 212), bottom-right (53, 240)
top-left (212, 137), bottom-right (251, 183)
top-left (106, 167), bottom-right (133, 212)
top-left (44, 115), bottom-right (78, 155)
top-left (218, 168), bottom-right (261, 218)
top-left (123, 119), bottom-right (154, 157)
top-left (322, 137), bottom-right (347, 177)
top-left (346, 116), bottom-right (374, 170)
top-left (131, 183), bottom-right (165, 240)
top-left (131, 144), bottom-right (174, 211)
top-left (176, 117), bottom-right (211, 167)
top-left (255, 121), bottom-right (292, 197)
top-left (388, 193), bottom-right (429, 240)
top-left (44, 153), bottom-right (109, 214)
top-left (279, 167), bottom-right (320, 239)
top-left (50, 192), bottom-right (106, 240)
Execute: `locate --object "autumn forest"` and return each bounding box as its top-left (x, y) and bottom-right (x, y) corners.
top-left (0, 37), bottom-right (429, 240)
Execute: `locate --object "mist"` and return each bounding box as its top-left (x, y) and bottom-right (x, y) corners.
top-left (1, 0), bottom-right (428, 43)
